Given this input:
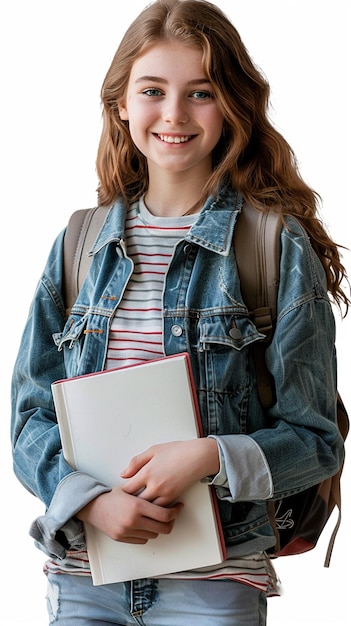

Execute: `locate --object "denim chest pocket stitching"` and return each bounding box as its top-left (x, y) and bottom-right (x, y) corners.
top-left (199, 317), bottom-right (265, 352)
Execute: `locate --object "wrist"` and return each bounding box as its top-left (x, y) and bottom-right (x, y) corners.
top-left (197, 437), bottom-right (220, 479)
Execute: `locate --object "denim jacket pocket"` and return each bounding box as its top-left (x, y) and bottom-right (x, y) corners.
top-left (199, 314), bottom-right (265, 352)
top-left (195, 315), bottom-right (265, 436)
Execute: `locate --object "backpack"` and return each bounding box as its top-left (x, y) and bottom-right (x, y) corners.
top-left (62, 202), bottom-right (349, 567)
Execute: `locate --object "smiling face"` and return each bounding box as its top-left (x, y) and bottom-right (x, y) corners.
top-left (118, 40), bottom-right (224, 183)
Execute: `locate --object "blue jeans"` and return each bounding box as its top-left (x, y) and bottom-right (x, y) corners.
top-left (46, 574), bottom-right (267, 625)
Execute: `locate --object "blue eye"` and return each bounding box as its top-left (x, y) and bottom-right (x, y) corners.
top-left (143, 88), bottom-right (163, 97)
top-left (192, 91), bottom-right (213, 100)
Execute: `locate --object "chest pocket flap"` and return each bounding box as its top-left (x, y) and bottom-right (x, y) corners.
top-left (199, 315), bottom-right (265, 351)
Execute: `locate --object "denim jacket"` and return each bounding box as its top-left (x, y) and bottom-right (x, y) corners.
top-left (11, 187), bottom-right (344, 561)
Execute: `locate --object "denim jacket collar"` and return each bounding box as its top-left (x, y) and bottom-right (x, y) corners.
top-left (90, 186), bottom-right (243, 258)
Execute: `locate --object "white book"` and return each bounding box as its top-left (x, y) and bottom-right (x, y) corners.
top-left (52, 353), bottom-right (225, 585)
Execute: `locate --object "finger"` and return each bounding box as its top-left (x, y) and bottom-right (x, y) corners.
top-left (149, 495), bottom-right (180, 507)
top-left (121, 450), bottom-right (151, 478)
top-left (145, 500), bottom-right (184, 522)
top-left (117, 513), bottom-right (176, 540)
top-left (111, 500), bottom-right (183, 543)
top-left (119, 536), bottom-right (151, 544)
top-left (119, 529), bottom-right (160, 542)
top-left (122, 476), bottom-right (147, 496)
top-left (139, 516), bottom-right (176, 537)
top-left (135, 488), bottom-right (175, 507)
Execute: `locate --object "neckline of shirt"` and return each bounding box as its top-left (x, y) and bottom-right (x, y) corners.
top-left (138, 196), bottom-right (199, 228)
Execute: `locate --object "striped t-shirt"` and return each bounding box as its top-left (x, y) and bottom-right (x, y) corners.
top-left (46, 198), bottom-right (280, 596)
top-left (104, 198), bottom-right (198, 370)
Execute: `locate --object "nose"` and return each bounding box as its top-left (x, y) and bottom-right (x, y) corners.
top-left (163, 96), bottom-right (189, 125)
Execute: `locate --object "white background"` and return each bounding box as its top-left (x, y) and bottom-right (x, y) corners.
top-left (1, 1), bottom-right (350, 624)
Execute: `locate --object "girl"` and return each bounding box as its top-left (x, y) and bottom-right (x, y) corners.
top-left (11, 1), bottom-right (349, 624)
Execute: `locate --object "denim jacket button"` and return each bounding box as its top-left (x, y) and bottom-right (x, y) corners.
top-left (229, 327), bottom-right (242, 340)
top-left (171, 324), bottom-right (183, 337)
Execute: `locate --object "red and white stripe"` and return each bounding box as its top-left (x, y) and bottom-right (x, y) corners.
top-left (104, 199), bottom-right (196, 370)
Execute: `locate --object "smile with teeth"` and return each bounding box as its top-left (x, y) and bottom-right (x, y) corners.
top-left (156, 134), bottom-right (194, 144)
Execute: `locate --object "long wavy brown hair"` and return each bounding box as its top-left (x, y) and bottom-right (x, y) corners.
top-left (96, 0), bottom-right (349, 312)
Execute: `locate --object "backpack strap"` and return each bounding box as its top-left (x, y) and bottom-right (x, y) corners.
top-left (234, 203), bottom-right (282, 408)
top-left (323, 392), bottom-right (349, 566)
top-left (63, 206), bottom-right (109, 317)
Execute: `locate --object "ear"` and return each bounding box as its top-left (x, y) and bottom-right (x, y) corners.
top-left (118, 101), bottom-right (129, 121)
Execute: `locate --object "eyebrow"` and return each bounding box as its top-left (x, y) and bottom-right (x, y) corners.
top-left (134, 76), bottom-right (211, 85)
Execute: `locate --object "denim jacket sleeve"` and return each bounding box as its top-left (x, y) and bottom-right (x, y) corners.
top-left (209, 218), bottom-right (344, 503)
top-left (252, 219), bottom-right (344, 495)
top-left (11, 231), bottom-right (110, 557)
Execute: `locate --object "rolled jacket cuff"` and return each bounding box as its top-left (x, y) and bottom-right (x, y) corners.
top-left (207, 434), bottom-right (273, 502)
top-left (29, 472), bottom-right (111, 559)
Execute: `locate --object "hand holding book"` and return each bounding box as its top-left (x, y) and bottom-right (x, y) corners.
top-left (121, 438), bottom-right (220, 507)
top-left (77, 486), bottom-right (183, 545)
top-left (77, 437), bottom-right (219, 542)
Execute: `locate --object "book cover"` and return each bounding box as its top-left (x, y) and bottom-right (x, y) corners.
top-left (52, 353), bottom-right (225, 585)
